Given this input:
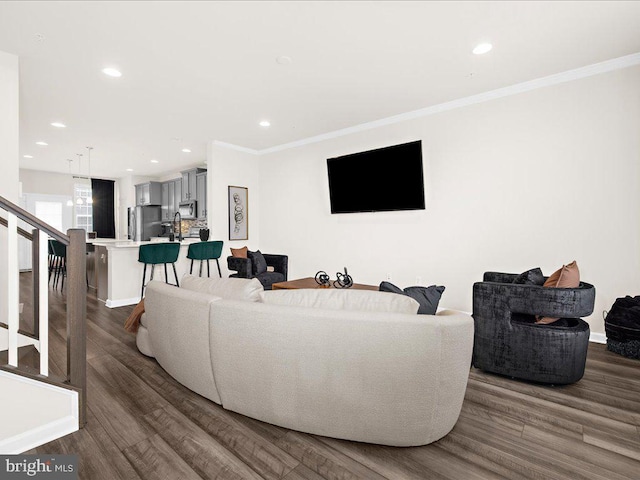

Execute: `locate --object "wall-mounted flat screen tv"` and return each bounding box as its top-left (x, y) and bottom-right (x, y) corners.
top-left (327, 140), bottom-right (425, 214)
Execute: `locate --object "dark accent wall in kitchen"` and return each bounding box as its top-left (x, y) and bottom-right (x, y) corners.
top-left (91, 178), bottom-right (116, 238)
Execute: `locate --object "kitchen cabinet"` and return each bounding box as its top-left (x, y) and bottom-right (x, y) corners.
top-left (135, 181), bottom-right (162, 206)
top-left (196, 171), bottom-right (207, 219)
top-left (181, 168), bottom-right (206, 201)
top-left (173, 179), bottom-right (182, 217)
top-left (161, 182), bottom-right (169, 220)
top-left (161, 178), bottom-right (183, 220)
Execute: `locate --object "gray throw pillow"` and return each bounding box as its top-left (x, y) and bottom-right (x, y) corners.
top-left (513, 267), bottom-right (545, 286)
top-left (248, 250), bottom-right (267, 276)
top-left (379, 281), bottom-right (445, 315)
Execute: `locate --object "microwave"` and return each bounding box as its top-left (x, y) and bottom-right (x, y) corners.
top-left (179, 200), bottom-right (197, 219)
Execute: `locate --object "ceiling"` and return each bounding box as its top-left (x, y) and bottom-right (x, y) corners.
top-left (1, 1), bottom-right (639, 179)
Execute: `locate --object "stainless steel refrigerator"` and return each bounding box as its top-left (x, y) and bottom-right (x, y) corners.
top-left (128, 206), bottom-right (162, 241)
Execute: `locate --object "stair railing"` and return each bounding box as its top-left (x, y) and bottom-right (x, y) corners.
top-left (0, 195), bottom-right (86, 426)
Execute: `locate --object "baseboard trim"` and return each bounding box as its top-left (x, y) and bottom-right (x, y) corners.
top-left (589, 332), bottom-right (607, 344)
top-left (105, 297), bottom-right (139, 308)
top-left (0, 415), bottom-right (79, 454)
top-left (0, 371), bottom-right (79, 454)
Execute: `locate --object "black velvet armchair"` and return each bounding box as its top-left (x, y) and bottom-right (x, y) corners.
top-left (227, 253), bottom-right (288, 290)
top-left (472, 272), bottom-right (595, 385)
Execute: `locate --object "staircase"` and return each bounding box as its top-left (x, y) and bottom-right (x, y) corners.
top-left (0, 195), bottom-right (86, 453)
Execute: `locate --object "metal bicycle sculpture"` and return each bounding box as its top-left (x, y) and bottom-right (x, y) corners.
top-left (315, 267), bottom-right (354, 289)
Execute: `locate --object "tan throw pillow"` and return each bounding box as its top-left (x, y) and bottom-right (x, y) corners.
top-left (230, 246), bottom-right (248, 258)
top-left (536, 261), bottom-right (580, 324)
top-left (543, 260), bottom-right (580, 289)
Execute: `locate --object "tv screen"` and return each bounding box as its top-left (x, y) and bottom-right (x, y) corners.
top-left (327, 140), bottom-right (425, 214)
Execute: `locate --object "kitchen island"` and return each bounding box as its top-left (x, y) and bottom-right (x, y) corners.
top-left (93, 238), bottom-right (202, 308)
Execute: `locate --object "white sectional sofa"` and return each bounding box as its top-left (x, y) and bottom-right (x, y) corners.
top-left (137, 275), bottom-right (474, 447)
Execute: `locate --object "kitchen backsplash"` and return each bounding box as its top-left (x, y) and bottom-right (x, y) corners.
top-left (180, 219), bottom-right (207, 235)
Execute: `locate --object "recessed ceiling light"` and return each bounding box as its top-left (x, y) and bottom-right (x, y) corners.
top-left (259, 120), bottom-right (271, 127)
top-left (182, 148), bottom-right (191, 153)
top-left (50, 122), bottom-right (66, 128)
top-left (150, 159), bottom-right (159, 164)
top-left (126, 168), bottom-right (134, 172)
top-left (473, 43), bottom-right (493, 55)
top-left (23, 155), bottom-right (33, 159)
top-left (276, 55), bottom-right (292, 65)
top-left (35, 141), bottom-right (48, 146)
top-left (102, 67), bottom-right (122, 78)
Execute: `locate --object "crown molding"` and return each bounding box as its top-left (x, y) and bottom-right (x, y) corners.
top-left (213, 52), bottom-right (640, 156)
top-left (212, 140), bottom-right (260, 156)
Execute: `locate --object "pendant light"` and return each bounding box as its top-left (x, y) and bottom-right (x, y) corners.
top-left (86, 146), bottom-right (93, 204)
top-left (75, 153), bottom-right (84, 205)
top-left (66, 159), bottom-right (74, 206)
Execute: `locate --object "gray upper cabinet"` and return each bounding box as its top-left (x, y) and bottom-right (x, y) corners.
top-left (161, 182), bottom-right (169, 220)
top-left (160, 178), bottom-right (183, 220)
top-left (196, 171), bottom-right (207, 219)
top-left (173, 179), bottom-right (182, 216)
top-left (181, 168), bottom-right (206, 202)
top-left (135, 181), bottom-right (162, 206)
top-left (168, 180), bottom-right (175, 219)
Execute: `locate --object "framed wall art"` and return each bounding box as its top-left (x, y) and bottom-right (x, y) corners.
top-left (228, 186), bottom-right (248, 240)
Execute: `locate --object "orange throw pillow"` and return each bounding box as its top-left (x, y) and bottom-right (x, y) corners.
top-left (536, 261), bottom-right (580, 324)
top-left (124, 299), bottom-right (145, 333)
top-left (230, 246), bottom-right (248, 258)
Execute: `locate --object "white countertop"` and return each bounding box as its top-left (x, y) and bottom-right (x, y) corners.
top-left (93, 238), bottom-right (201, 249)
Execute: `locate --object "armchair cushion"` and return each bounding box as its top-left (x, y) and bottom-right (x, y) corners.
top-left (248, 250), bottom-right (268, 275)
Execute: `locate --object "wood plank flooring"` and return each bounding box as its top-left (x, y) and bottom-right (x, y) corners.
top-left (14, 273), bottom-right (640, 479)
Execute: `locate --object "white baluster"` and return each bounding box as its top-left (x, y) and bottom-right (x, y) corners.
top-left (39, 230), bottom-right (49, 376)
top-left (7, 213), bottom-right (18, 367)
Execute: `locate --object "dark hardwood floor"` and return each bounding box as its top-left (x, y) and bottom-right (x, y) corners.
top-left (15, 273), bottom-right (640, 479)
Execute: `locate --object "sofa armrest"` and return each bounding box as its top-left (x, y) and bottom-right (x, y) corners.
top-left (227, 256), bottom-right (252, 278)
top-left (264, 254), bottom-right (288, 280)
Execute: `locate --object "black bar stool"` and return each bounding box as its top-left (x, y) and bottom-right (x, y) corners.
top-left (186, 241), bottom-right (224, 278)
top-left (49, 239), bottom-right (67, 290)
top-left (138, 243), bottom-right (181, 300)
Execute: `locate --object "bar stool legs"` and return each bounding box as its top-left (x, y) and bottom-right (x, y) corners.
top-left (187, 258), bottom-right (220, 278)
top-left (141, 262), bottom-right (180, 300)
top-left (172, 263), bottom-right (179, 287)
top-left (141, 264), bottom-right (147, 301)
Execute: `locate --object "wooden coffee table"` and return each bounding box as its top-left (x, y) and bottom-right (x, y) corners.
top-left (272, 277), bottom-right (378, 291)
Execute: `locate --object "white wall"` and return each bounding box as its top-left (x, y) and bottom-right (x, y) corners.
top-left (19, 169), bottom-right (77, 197)
top-left (207, 142), bottom-right (261, 275)
top-left (0, 52), bottom-right (19, 201)
top-left (0, 51), bottom-right (19, 325)
top-left (257, 65), bottom-right (640, 335)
